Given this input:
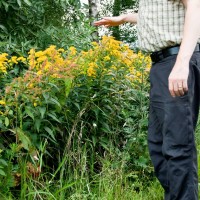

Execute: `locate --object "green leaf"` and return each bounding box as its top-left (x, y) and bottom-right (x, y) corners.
top-left (48, 83), bottom-right (60, 91)
top-left (13, 128), bottom-right (32, 151)
top-left (44, 127), bottom-right (56, 141)
top-left (0, 159), bottom-right (8, 166)
top-left (38, 107), bottom-right (46, 119)
top-left (0, 25), bottom-right (8, 33)
top-left (99, 141), bottom-right (110, 152)
top-left (5, 117), bottom-right (9, 127)
top-left (25, 107), bottom-right (34, 120)
top-left (23, 0), bottom-right (32, 6)
top-left (136, 156), bottom-right (148, 168)
top-left (65, 78), bottom-right (72, 96)
top-left (0, 169), bottom-right (6, 176)
top-left (2, 1), bottom-right (9, 12)
top-left (8, 109), bottom-right (13, 115)
top-left (92, 136), bottom-right (97, 146)
top-left (50, 98), bottom-right (61, 108)
top-left (35, 119), bottom-right (41, 132)
top-left (74, 103), bottom-right (80, 111)
top-left (17, 0), bottom-right (22, 7)
top-left (101, 123), bottom-right (111, 133)
top-left (47, 113), bottom-right (61, 123)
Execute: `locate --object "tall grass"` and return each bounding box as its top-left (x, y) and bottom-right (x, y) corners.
top-left (3, 120), bottom-right (197, 200)
top-left (0, 153), bottom-right (164, 200)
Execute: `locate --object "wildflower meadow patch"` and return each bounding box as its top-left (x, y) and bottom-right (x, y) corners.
top-left (0, 36), bottom-right (153, 199)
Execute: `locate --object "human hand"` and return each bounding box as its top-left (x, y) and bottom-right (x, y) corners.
top-left (93, 16), bottom-right (124, 27)
top-left (168, 59), bottom-right (189, 97)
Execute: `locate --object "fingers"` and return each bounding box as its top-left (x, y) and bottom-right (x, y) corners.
top-left (169, 79), bottom-right (188, 97)
top-left (93, 17), bottom-right (121, 27)
top-left (183, 80), bottom-right (188, 92)
top-left (176, 82), bottom-right (184, 96)
top-left (93, 18), bottom-right (111, 26)
top-left (93, 19), bottom-right (107, 26)
top-left (168, 66), bottom-right (189, 98)
top-left (169, 81), bottom-right (175, 97)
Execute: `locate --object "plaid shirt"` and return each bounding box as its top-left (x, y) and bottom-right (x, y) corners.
top-left (137, 0), bottom-right (189, 52)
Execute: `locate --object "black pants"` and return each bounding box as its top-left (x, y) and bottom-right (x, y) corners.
top-left (148, 52), bottom-right (200, 200)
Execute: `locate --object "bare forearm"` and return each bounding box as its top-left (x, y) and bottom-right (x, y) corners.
top-left (177, 0), bottom-right (200, 63)
top-left (94, 13), bottom-right (137, 27)
top-left (168, 0), bottom-right (200, 97)
top-left (121, 13), bottom-right (138, 24)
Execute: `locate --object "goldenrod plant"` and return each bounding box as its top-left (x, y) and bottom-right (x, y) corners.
top-left (0, 36), bottom-right (157, 199)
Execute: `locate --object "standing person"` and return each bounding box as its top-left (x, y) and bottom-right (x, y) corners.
top-left (94, 0), bottom-right (200, 199)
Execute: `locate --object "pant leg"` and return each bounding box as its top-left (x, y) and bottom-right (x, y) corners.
top-left (162, 95), bottom-right (198, 200)
top-left (148, 102), bottom-right (170, 199)
top-left (148, 53), bottom-right (199, 200)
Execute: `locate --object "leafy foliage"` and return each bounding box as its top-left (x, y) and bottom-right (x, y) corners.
top-left (0, 0), bottom-right (95, 55)
top-left (121, 0), bottom-right (139, 10)
top-left (0, 36), bottom-right (153, 197)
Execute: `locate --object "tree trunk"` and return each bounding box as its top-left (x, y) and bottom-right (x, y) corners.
top-left (112, 0), bottom-right (121, 40)
top-left (88, 0), bottom-right (99, 39)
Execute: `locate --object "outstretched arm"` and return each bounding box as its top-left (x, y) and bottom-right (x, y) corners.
top-left (168, 0), bottom-right (200, 97)
top-left (93, 13), bottom-right (138, 27)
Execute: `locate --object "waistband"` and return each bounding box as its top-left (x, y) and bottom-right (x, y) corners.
top-left (150, 44), bottom-right (200, 63)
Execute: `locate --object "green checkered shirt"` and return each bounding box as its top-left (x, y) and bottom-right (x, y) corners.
top-left (138, 0), bottom-right (187, 52)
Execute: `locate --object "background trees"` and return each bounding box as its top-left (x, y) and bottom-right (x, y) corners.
top-left (97, 0), bottom-right (138, 44)
top-left (0, 0), bottom-right (95, 54)
top-left (0, 0), bottom-right (139, 55)
top-left (88, 0), bottom-right (99, 38)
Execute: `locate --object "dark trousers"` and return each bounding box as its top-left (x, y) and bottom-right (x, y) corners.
top-left (148, 52), bottom-right (200, 200)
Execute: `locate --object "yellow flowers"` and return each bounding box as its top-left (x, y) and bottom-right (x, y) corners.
top-left (28, 83), bottom-right (34, 89)
top-left (58, 48), bottom-right (65, 53)
top-left (25, 45), bottom-right (78, 80)
top-left (75, 35), bottom-right (151, 81)
top-left (104, 56), bottom-right (111, 61)
top-left (37, 56), bottom-right (47, 63)
top-left (0, 53), bottom-right (8, 74)
top-left (0, 36), bottom-right (152, 124)
top-left (0, 45), bottom-right (79, 108)
top-left (87, 62), bottom-right (98, 77)
top-left (0, 36), bottom-right (151, 98)
top-left (0, 100), bottom-right (6, 105)
top-left (69, 47), bottom-right (77, 56)
top-left (35, 51), bottom-right (45, 57)
top-left (17, 57), bottom-right (26, 62)
top-left (111, 50), bottom-right (121, 57)
top-left (10, 56), bottom-right (18, 64)
top-left (0, 99), bottom-right (6, 115)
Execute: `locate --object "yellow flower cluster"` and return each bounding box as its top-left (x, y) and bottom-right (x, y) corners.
top-left (2, 45), bottom-right (77, 108)
top-left (69, 47), bottom-right (77, 56)
top-left (0, 53), bottom-right (8, 74)
top-left (8, 55), bottom-right (27, 66)
top-left (0, 36), bottom-right (151, 112)
top-left (0, 36), bottom-right (151, 85)
top-left (27, 45), bottom-right (76, 79)
top-left (87, 62), bottom-right (98, 77)
top-left (10, 56), bottom-right (18, 64)
top-left (0, 99), bottom-right (5, 115)
top-left (0, 100), bottom-right (6, 105)
top-left (76, 35), bottom-right (151, 83)
top-left (130, 51), bottom-right (151, 83)
top-left (0, 52), bottom-right (28, 76)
